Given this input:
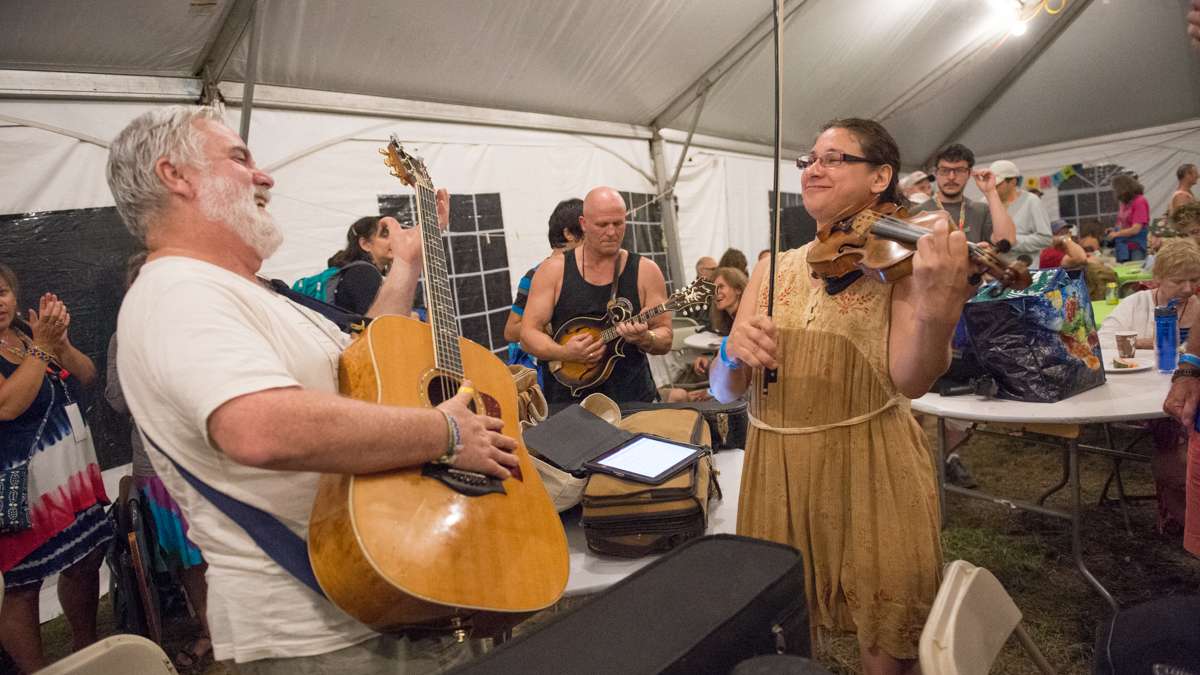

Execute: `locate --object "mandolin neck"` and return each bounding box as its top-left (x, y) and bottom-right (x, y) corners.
top-left (413, 182), bottom-right (464, 376)
top-left (600, 302), bottom-right (673, 343)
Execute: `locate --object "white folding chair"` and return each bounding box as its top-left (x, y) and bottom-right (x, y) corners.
top-left (919, 560), bottom-right (1055, 675)
top-left (34, 634), bottom-right (178, 675)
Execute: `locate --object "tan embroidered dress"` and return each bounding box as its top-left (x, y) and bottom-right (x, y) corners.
top-left (737, 244), bottom-right (942, 659)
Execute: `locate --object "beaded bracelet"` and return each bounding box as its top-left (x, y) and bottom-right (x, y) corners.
top-left (1179, 353), bottom-right (1200, 370)
top-left (719, 336), bottom-right (741, 370)
top-left (26, 344), bottom-right (54, 363)
top-left (435, 410), bottom-right (462, 465)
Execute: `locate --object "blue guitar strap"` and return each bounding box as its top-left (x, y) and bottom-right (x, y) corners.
top-left (139, 430), bottom-right (326, 598)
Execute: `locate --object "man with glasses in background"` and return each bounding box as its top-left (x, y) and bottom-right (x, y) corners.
top-left (910, 143), bottom-right (1017, 251)
top-left (908, 144), bottom-right (1017, 489)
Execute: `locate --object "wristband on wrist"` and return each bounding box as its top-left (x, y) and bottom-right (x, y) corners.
top-left (1180, 353), bottom-right (1200, 370)
top-left (719, 336), bottom-right (741, 370)
top-left (1171, 367), bottom-right (1200, 382)
top-left (435, 410), bottom-right (462, 465)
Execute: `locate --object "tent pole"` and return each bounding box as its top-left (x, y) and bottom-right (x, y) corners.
top-left (238, 0), bottom-right (260, 142)
top-left (650, 130), bottom-right (686, 291)
top-left (669, 90), bottom-right (708, 190)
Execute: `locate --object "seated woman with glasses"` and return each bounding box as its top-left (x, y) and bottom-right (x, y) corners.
top-left (711, 119), bottom-right (979, 674)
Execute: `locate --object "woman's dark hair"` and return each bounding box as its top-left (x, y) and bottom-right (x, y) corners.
top-left (821, 117), bottom-right (901, 204)
top-left (0, 263), bottom-right (30, 334)
top-left (548, 198), bottom-right (584, 248)
top-left (709, 266), bottom-right (748, 336)
top-left (0, 262), bottom-right (18, 298)
top-left (328, 216), bottom-right (385, 268)
top-left (1112, 174), bottom-right (1144, 204)
top-left (717, 248), bottom-right (748, 276)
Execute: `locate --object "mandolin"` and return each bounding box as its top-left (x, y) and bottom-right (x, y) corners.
top-left (548, 278), bottom-right (714, 396)
top-left (307, 136), bottom-right (568, 634)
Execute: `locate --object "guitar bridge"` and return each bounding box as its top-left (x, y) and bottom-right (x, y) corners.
top-left (422, 464), bottom-right (507, 497)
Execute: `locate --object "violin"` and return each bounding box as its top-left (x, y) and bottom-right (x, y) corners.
top-left (806, 202), bottom-right (1032, 292)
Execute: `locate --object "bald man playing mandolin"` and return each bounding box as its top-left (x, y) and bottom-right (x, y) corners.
top-left (520, 187), bottom-right (672, 405)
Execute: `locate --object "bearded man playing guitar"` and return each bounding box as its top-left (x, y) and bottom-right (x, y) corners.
top-left (107, 106), bottom-right (518, 674)
top-left (521, 186), bottom-right (673, 405)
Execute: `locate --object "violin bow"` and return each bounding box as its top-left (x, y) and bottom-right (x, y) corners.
top-left (763, 0), bottom-right (783, 396)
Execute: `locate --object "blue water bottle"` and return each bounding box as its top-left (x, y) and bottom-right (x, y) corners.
top-left (1155, 303), bottom-right (1179, 374)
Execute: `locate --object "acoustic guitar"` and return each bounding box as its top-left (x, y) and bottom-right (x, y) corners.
top-left (548, 278), bottom-right (714, 396)
top-left (307, 136), bottom-right (568, 634)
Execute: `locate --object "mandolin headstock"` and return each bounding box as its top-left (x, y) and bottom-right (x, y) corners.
top-left (666, 278), bottom-right (716, 312)
top-left (379, 134), bottom-right (433, 191)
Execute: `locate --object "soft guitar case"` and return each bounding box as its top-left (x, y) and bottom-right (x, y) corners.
top-left (447, 535), bottom-right (810, 675)
top-left (618, 400), bottom-right (749, 450)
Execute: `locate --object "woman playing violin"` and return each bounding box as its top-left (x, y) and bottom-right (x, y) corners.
top-left (710, 118), bottom-right (977, 674)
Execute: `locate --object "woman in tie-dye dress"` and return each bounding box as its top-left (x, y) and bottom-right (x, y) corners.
top-left (0, 264), bottom-right (111, 673)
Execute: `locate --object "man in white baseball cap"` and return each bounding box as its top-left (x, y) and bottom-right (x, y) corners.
top-left (990, 159), bottom-right (1053, 265)
top-left (899, 170), bottom-right (934, 206)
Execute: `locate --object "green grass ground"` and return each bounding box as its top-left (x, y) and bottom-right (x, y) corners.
top-left (24, 423), bottom-right (1200, 675)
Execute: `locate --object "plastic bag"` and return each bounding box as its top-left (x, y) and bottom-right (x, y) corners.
top-left (960, 268), bottom-right (1105, 402)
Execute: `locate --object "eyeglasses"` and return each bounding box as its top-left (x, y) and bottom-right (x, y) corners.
top-left (935, 166), bottom-right (971, 178)
top-left (796, 151), bottom-right (875, 171)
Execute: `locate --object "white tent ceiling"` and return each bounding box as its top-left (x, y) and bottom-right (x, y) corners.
top-left (1, 0), bottom-right (1197, 166)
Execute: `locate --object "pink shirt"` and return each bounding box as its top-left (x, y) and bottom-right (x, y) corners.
top-left (1118, 194), bottom-right (1150, 229)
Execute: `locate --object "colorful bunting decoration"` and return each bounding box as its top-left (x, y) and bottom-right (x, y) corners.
top-left (1005, 163), bottom-right (1088, 192)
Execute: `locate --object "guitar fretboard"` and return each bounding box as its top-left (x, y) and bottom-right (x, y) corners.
top-left (413, 182), bottom-right (464, 377)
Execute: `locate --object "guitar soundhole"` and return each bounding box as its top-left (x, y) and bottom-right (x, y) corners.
top-left (426, 375), bottom-right (475, 412)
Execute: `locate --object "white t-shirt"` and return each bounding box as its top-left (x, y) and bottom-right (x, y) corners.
top-left (1007, 190), bottom-right (1055, 262)
top-left (1099, 289), bottom-right (1156, 346)
top-left (116, 257), bottom-right (375, 663)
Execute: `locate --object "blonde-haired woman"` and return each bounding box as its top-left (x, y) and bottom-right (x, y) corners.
top-left (1101, 238), bottom-right (1200, 533)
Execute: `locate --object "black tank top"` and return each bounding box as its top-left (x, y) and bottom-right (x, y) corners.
top-left (540, 248), bottom-right (657, 405)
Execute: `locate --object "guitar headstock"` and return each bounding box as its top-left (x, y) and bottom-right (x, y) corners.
top-left (379, 134), bottom-right (432, 190)
top-left (666, 278), bottom-right (715, 312)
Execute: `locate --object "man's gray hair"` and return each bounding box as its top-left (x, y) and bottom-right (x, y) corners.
top-left (106, 105), bottom-right (224, 242)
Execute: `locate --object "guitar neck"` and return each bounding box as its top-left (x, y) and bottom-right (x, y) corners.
top-left (413, 183), bottom-right (464, 376)
top-left (600, 302), bottom-right (674, 343)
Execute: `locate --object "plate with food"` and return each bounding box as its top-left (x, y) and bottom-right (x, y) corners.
top-left (1109, 357), bottom-right (1152, 373)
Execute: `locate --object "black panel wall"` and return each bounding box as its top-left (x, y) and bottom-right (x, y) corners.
top-left (0, 207), bottom-right (140, 470)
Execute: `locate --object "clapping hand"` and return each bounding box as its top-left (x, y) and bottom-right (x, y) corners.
top-left (27, 293), bottom-right (70, 354)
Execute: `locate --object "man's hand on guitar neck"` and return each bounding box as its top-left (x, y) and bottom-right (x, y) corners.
top-left (561, 333), bottom-right (605, 364)
top-left (437, 381), bottom-right (520, 480)
top-left (367, 188), bottom-right (451, 318)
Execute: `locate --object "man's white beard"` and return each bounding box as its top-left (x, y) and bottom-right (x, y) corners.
top-left (199, 173), bottom-right (283, 259)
